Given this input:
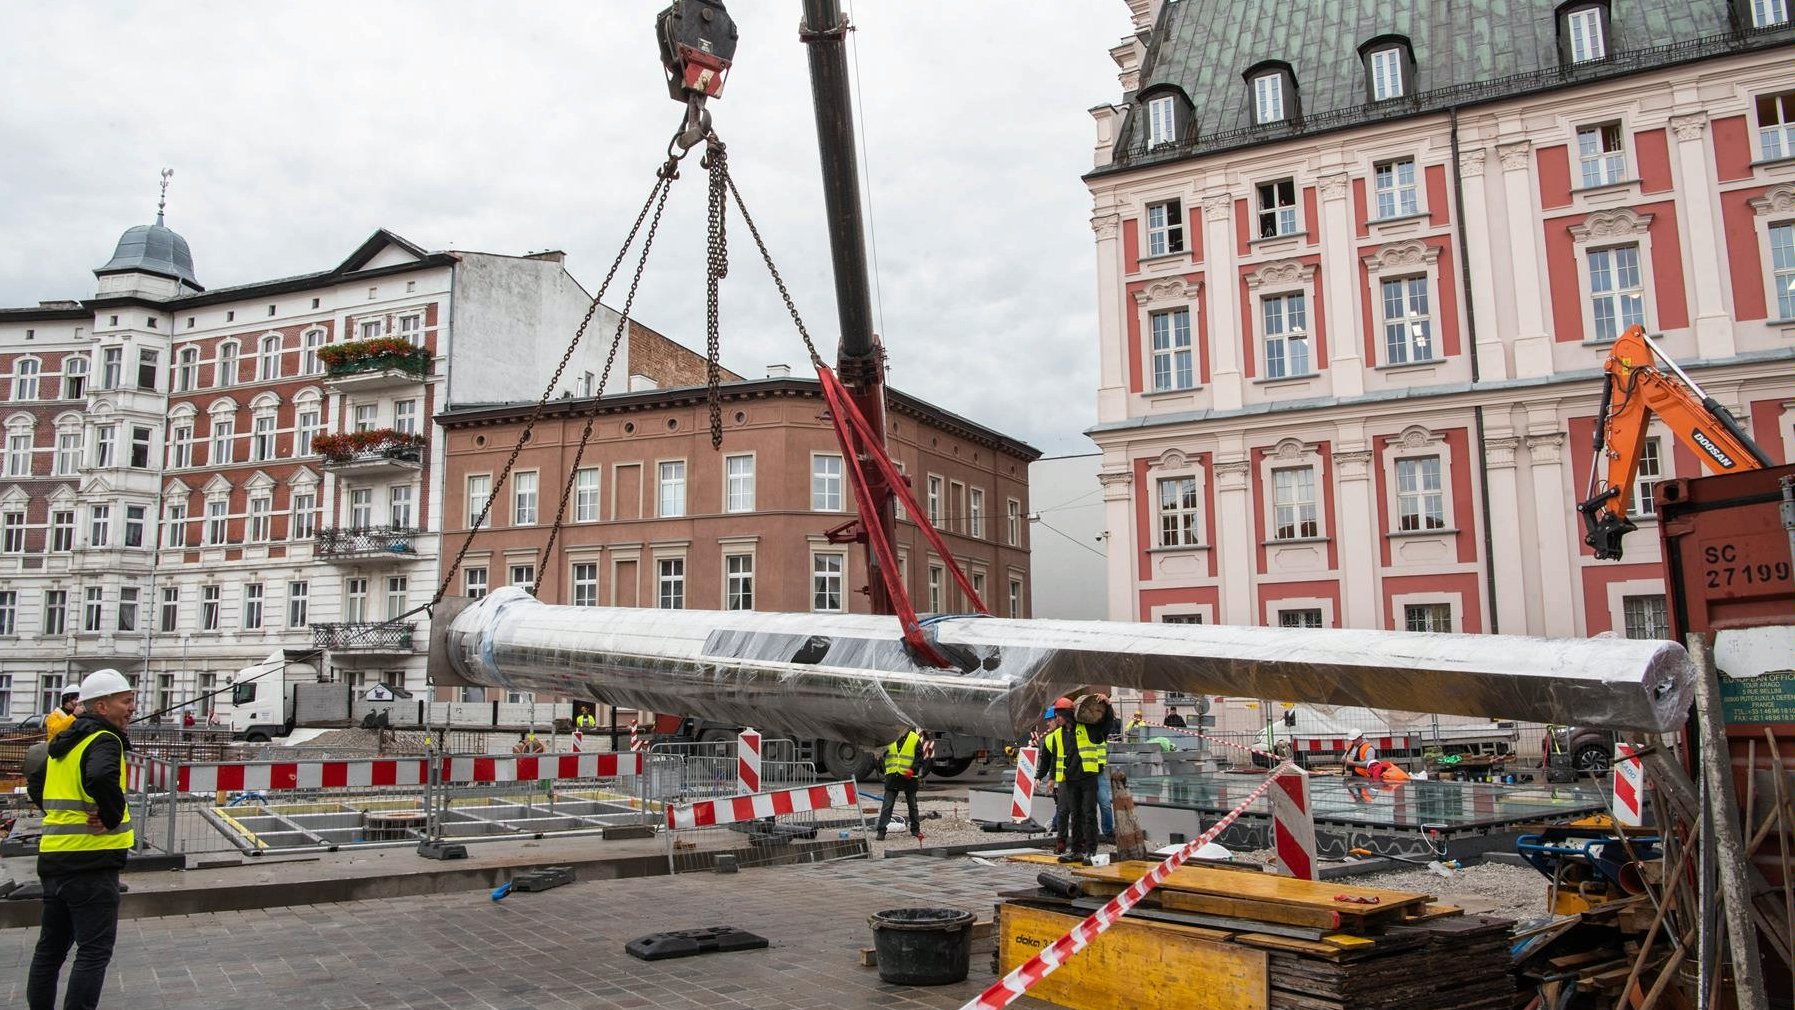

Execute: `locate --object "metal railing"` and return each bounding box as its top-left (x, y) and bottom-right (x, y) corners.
top-left (314, 525), bottom-right (426, 559)
top-left (324, 348), bottom-right (430, 379)
top-left (312, 621), bottom-right (417, 652)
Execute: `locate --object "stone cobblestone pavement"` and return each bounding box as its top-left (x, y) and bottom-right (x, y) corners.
top-left (2, 859), bottom-right (1060, 1010)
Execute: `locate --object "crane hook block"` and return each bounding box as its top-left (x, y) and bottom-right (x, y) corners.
top-left (656, 0), bottom-right (739, 101)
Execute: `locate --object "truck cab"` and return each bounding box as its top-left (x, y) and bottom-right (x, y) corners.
top-left (214, 651), bottom-right (325, 742)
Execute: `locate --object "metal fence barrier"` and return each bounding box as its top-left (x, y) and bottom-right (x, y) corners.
top-left (663, 768), bottom-right (870, 875)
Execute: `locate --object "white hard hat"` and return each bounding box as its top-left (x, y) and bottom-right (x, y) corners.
top-left (1348, 728), bottom-right (1365, 741)
top-left (79, 668), bottom-right (134, 702)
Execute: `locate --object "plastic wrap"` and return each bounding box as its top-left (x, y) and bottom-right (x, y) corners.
top-left (443, 588), bottom-right (1694, 745)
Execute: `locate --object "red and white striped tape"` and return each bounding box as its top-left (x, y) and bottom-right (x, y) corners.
top-left (128, 751), bottom-right (643, 794)
top-left (1612, 741), bottom-right (1645, 827)
top-left (959, 761), bottom-right (1294, 1010)
top-left (1012, 747), bottom-right (1039, 822)
top-left (737, 728), bottom-right (762, 794)
top-left (1270, 766), bottom-right (1318, 880)
top-left (665, 780), bottom-right (859, 830)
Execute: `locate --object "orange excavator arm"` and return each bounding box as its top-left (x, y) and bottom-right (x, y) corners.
top-left (1578, 326), bottom-right (1773, 560)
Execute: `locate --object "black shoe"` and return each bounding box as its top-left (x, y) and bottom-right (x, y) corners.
top-left (875, 833), bottom-right (886, 842)
top-left (1057, 852), bottom-right (1082, 863)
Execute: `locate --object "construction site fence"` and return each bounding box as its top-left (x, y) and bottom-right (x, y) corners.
top-left (1146, 721), bottom-right (1553, 776)
top-left (645, 738), bottom-right (803, 802)
top-left (664, 774), bottom-right (870, 875)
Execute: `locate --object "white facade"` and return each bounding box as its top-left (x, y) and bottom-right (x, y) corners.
top-left (1026, 453), bottom-right (1108, 620)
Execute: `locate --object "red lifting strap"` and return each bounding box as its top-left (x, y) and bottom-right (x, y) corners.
top-left (814, 365), bottom-right (989, 669)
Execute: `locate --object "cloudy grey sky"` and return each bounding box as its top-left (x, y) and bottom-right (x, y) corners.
top-left (0, 2), bottom-right (1132, 456)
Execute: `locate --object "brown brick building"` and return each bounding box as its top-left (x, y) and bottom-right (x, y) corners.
top-left (437, 375), bottom-right (1040, 629)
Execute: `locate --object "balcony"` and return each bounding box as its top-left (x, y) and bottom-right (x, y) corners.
top-left (314, 525), bottom-right (428, 564)
top-left (317, 430), bottom-right (427, 479)
top-left (313, 621), bottom-right (418, 654)
top-left (321, 339), bottom-right (431, 392)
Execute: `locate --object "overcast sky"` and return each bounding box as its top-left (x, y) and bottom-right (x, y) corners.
top-left (0, 3), bottom-right (1131, 457)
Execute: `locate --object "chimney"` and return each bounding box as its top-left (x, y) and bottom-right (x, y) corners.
top-left (766, 364), bottom-right (791, 378)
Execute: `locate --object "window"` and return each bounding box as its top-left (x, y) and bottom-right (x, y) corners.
top-left (169, 425), bottom-right (192, 469)
top-left (1403, 603), bottom-right (1451, 632)
top-left (1262, 292), bottom-right (1310, 378)
top-left (572, 563), bottom-right (598, 606)
top-left (295, 409), bottom-right (321, 456)
top-left (1145, 200), bottom-right (1184, 256)
top-left (725, 455), bottom-right (755, 512)
top-left (117, 586), bottom-right (139, 632)
top-left (389, 485), bottom-right (414, 528)
top-left (575, 468), bottom-right (600, 522)
top-left (128, 426), bottom-right (151, 469)
top-left (812, 454), bottom-right (844, 511)
top-left (969, 488), bottom-right (986, 538)
top-left (83, 586), bottom-right (104, 632)
top-left (50, 510), bottom-right (74, 552)
top-left (384, 576), bottom-right (406, 618)
top-left (1753, 0), bottom-right (1792, 26)
top-left (1576, 123), bottom-right (1627, 188)
top-left (657, 558), bottom-right (685, 609)
top-left (205, 499), bottom-right (227, 545)
top-left (343, 577), bottom-right (368, 622)
top-left (175, 348), bottom-right (198, 392)
top-left (1162, 614), bottom-right (1203, 624)
top-left (1381, 277), bottom-right (1434, 364)
top-left (927, 476), bottom-right (943, 524)
top-left (1588, 244), bottom-right (1646, 342)
top-left (1770, 222), bottom-right (1795, 321)
top-left (1272, 466), bottom-right (1319, 540)
top-left (971, 571), bottom-right (987, 607)
top-left (163, 501), bottom-right (187, 548)
top-left (251, 415), bottom-right (275, 461)
top-left (349, 487), bottom-right (373, 528)
top-left (1760, 91), bottom-right (1795, 160)
top-left (161, 587), bottom-right (179, 633)
top-left (12, 358), bottom-right (39, 400)
top-left (247, 496), bottom-right (271, 542)
top-left (3, 434), bottom-right (28, 477)
top-left (1007, 499), bottom-right (1022, 546)
top-left (216, 343), bottom-right (237, 387)
top-left (1622, 594), bottom-right (1671, 639)
top-left (1565, 5), bottom-right (1606, 63)
top-left (290, 491), bottom-right (316, 540)
top-left (1149, 308), bottom-right (1195, 391)
top-left (508, 565), bottom-right (535, 595)
top-left (1008, 579), bottom-right (1023, 618)
top-left (359, 318), bottom-right (384, 340)
top-left (136, 348), bottom-right (158, 390)
top-left (514, 471), bottom-right (539, 526)
top-left (202, 585), bottom-right (221, 630)
top-left (812, 553), bottom-right (844, 612)
top-left (258, 335), bottom-right (281, 380)
top-left (393, 399), bottom-right (418, 435)
top-left (61, 356), bottom-right (87, 399)
top-left (209, 417), bottom-right (234, 465)
top-left (1395, 458), bottom-right (1445, 531)
top-left (301, 330), bottom-right (325, 375)
top-left (0, 511), bottom-right (22, 553)
top-left (1256, 179), bottom-right (1297, 237)
top-left (1373, 159), bottom-right (1418, 219)
top-left (101, 347), bottom-right (122, 390)
top-left (927, 564), bottom-right (944, 613)
top-left (1279, 608), bottom-right (1324, 629)
top-left (725, 554), bottom-right (754, 610)
top-left (1147, 94), bottom-right (1177, 146)
top-left (42, 590), bottom-right (67, 636)
top-left (94, 425), bottom-right (116, 468)
top-left (1252, 72), bottom-right (1285, 124)
top-left (1158, 477), bottom-right (1200, 546)
top-left (398, 314), bottom-right (422, 345)
top-left (1633, 438), bottom-right (1665, 515)
top-left (1369, 46), bottom-right (1404, 101)
top-left (124, 505), bottom-right (146, 548)
top-left (88, 505), bottom-right (111, 548)
top-left (464, 567), bottom-right (488, 599)
top-left (658, 461), bottom-right (686, 517)
top-left (352, 404), bottom-right (377, 432)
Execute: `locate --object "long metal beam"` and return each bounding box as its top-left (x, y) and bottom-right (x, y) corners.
top-left (437, 589), bottom-right (1694, 744)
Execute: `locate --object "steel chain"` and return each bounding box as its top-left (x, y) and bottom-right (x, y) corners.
top-left (703, 139), bottom-right (729, 449)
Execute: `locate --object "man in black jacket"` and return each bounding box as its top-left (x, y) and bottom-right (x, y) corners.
top-left (25, 668), bottom-right (135, 1010)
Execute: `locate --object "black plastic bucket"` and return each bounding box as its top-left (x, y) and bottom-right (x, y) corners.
top-left (868, 906), bottom-right (975, 986)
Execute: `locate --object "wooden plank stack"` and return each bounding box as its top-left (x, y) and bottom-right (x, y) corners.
top-left (995, 860), bottom-right (1514, 1010)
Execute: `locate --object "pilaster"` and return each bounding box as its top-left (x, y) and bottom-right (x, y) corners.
top-left (1097, 466), bottom-right (1137, 622)
top-left (1480, 436), bottom-right (1532, 635)
top-left (1332, 448), bottom-right (1379, 628)
top-left (1524, 431), bottom-right (1579, 637)
top-left (1202, 192), bottom-right (1244, 411)
top-left (1499, 141), bottom-right (1553, 378)
top-left (1457, 147), bottom-right (1510, 381)
top-left (1317, 173), bottom-right (1364, 396)
top-left (1211, 457), bottom-right (1254, 624)
top-left (1092, 211), bottom-right (1129, 424)
top-left (1668, 113), bottom-right (1736, 358)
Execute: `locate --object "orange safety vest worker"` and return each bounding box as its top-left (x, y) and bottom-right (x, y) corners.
top-left (1346, 738), bottom-right (1376, 777)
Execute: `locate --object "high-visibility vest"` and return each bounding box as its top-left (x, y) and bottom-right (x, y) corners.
top-left (575, 714), bottom-right (596, 728)
top-left (1346, 740), bottom-right (1375, 776)
top-left (884, 730), bottom-right (921, 776)
top-left (1072, 724), bottom-right (1107, 774)
top-left (40, 731), bottom-right (133, 854)
top-left (1043, 728), bottom-right (1067, 782)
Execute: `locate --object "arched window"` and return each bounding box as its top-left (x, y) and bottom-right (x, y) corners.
top-left (1245, 62), bottom-right (1299, 126)
top-left (216, 342), bottom-right (239, 388)
top-left (259, 334), bottom-right (282, 381)
top-left (11, 358), bottom-right (40, 401)
top-left (175, 347), bottom-right (200, 393)
top-left (60, 356), bottom-right (88, 400)
top-left (1559, 2), bottom-right (1610, 65)
top-left (1359, 36), bottom-right (1415, 102)
top-left (301, 329), bottom-right (326, 376)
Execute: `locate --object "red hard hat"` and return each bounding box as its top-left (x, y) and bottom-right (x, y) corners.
top-left (1052, 696), bottom-right (1074, 711)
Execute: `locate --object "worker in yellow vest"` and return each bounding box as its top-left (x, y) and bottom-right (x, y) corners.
top-left (43, 687), bottom-right (80, 741)
top-left (1036, 697), bottom-right (1075, 854)
top-left (1041, 694), bottom-right (1112, 864)
top-left (25, 668), bottom-right (136, 1010)
top-left (874, 724), bottom-right (928, 842)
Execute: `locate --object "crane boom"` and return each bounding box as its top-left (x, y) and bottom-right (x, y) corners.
top-left (1578, 325), bottom-right (1774, 560)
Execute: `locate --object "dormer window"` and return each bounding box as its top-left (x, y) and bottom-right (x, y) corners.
top-left (1148, 95), bottom-right (1178, 146)
top-left (1253, 73), bottom-right (1285, 124)
top-left (1360, 37), bottom-right (1414, 102)
top-left (1749, 0), bottom-right (1790, 28)
top-left (1562, 4), bottom-right (1608, 64)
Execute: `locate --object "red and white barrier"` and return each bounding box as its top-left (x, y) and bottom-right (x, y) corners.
top-left (572, 726), bottom-right (584, 753)
top-left (629, 719), bottom-right (646, 753)
top-left (960, 762), bottom-right (1294, 1010)
top-left (1012, 747), bottom-right (1039, 822)
top-left (128, 751), bottom-right (643, 794)
top-left (1270, 766), bottom-right (1318, 880)
top-left (1612, 741), bottom-right (1645, 827)
top-left (665, 780), bottom-right (859, 830)
top-left (737, 728), bottom-right (762, 794)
